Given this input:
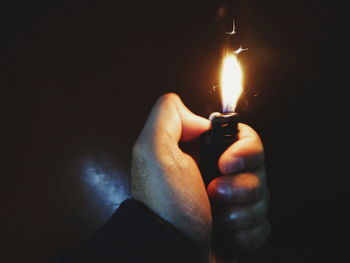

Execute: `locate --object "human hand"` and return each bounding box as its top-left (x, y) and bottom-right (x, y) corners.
top-left (131, 93), bottom-right (212, 254)
top-left (131, 93), bottom-right (270, 261)
top-left (208, 124), bottom-right (270, 261)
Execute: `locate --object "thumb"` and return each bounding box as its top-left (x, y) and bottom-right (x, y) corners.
top-left (175, 95), bottom-right (210, 142)
top-left (139, 93), bottom-right (210, 144)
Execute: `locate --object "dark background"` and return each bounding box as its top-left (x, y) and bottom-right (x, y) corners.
top-left (3, 0), bottom-right (347, 262)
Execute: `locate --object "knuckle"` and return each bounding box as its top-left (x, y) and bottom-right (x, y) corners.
top-left (157, 92), bottom-right (179, 105)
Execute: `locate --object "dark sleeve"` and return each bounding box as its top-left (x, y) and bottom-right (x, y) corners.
top-left (52, 199), bottom-right (201, 263)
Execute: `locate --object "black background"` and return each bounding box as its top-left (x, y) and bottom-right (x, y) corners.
top-left (3, 0), bottom-right (347, 262)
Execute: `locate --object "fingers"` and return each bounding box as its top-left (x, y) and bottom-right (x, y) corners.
top-left (136, 93), bottom-right (210, 145)
top-left (207, 167), bottom-right (267, 205)
top-left (207, 121), bottom-right (269, 255)
top-left (218, 123), bottom-right (264, 175)
top-left (225, 220), bottom-right (271, 252)
top-left (213, 190), bottom-right (270, 230)
top-left (209, 169), bottom-right (270, 255)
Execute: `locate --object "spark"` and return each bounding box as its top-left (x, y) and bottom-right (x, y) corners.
top-left (234, 46), bottom-right (248, 55)
top-left (226, 19), bottom-right (236, 35)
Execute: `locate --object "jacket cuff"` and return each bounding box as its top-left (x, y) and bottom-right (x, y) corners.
top-left (57, 199), bottom-right (200, 263)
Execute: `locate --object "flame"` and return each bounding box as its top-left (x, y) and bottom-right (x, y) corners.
top-left (220, 51), bottom-right (243, 113)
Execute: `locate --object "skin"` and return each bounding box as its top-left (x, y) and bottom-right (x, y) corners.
top-left (131, 93), bottom-right (270, 262)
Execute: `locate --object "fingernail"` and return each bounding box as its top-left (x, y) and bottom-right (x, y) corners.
top-left (224, 156), bottom-right (245, 174)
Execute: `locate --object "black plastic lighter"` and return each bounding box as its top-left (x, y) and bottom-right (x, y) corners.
top-left (200, 112), bottom-right (239, 186)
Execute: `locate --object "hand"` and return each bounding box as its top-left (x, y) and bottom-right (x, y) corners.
top-left (208, 124), bottom-right (270, 260)
top-left (131, 93), bottom-right (212, 253)
top-left (131, 93), bottom-right (270, 261)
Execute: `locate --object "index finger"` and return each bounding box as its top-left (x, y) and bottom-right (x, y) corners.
top-left (218, 123), bottom-right (265, 175)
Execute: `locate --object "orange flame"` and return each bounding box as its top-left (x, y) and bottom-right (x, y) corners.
top-left (220, 51), bottom-right (243, 113)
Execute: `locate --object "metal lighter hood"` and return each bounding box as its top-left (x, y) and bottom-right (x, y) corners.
top-left (199, 113), bottom-right (239, 186)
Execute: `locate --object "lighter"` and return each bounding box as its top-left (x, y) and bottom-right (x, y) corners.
top-left (201, 4), bottom-right (244, 186)
top-left (200, 112), bottom-right (239, 186)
